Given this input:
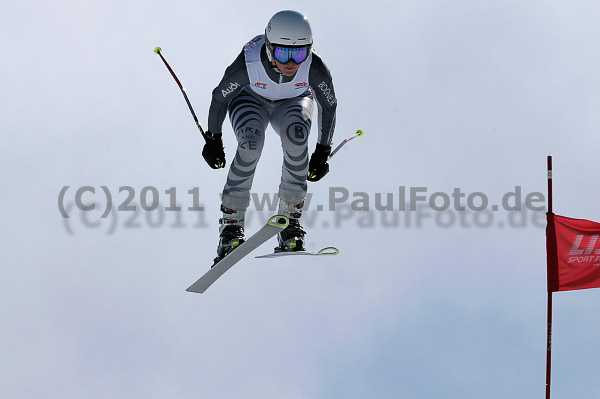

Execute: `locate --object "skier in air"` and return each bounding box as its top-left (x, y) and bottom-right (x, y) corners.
top-left (201, 10), bottom-right (337, 264)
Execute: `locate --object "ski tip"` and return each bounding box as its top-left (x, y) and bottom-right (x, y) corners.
top-left (318, 247), bottom-right (340, 255)
top-left (355, 129), bottom-right (364, 137)
top-left (154, 46), bottom-right (162, 54)
top-left (267, 215), bottom-right (289, 229)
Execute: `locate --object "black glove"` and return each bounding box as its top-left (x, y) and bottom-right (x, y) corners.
top-left (202, 131), bottom-right (226, 169)
top-left (307, 143), bottom-right (331, 182)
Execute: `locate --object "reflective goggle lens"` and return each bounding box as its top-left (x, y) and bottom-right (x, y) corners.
top-left (273, 46), bottom-right (309, 64)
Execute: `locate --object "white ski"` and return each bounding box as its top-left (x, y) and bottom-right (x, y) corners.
top-left (256, 246), bottom-right (339, 259)
top-left (186, 215), bottom-right (289, 294)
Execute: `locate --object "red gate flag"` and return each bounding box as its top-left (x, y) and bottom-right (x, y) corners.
top-left (547, 213), bottom-right (600, 292)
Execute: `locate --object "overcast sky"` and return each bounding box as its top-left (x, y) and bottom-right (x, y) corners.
top-left (3, 0), bottom-right (600, 398)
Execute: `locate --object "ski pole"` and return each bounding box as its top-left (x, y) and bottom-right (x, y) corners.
top-left (328, 129), bottom-right (364, 160)
top-left (154, 47), bottom-right (207, 141)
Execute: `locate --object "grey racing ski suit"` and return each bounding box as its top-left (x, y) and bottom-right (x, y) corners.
top-left (207, 34), bottom-right (337, 212)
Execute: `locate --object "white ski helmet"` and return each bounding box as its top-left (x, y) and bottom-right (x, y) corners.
top-left (265, 10), bottom-right (313, 62)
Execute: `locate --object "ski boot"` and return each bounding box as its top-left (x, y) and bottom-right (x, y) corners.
top-left (275, 219), bottom-right (306, 252)
top-left (213, 206), bottom-right (246, 267)
top-left (274, 200), bottom-right (306, 252)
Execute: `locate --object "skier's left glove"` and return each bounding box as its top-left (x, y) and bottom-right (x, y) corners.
top-left (202, 131), bottom-right (226, 169)
top-left (307, 143), bottom-right (331, 182)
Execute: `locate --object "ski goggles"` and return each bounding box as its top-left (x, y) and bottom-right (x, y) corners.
top-left (272, 46), bottom-right (310, 64)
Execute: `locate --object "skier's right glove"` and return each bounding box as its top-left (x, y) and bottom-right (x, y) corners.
top-left (202, 131), bottom-right (226, 169)
top-left (307, 143), bottom-right (331, 182)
